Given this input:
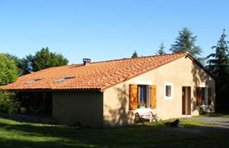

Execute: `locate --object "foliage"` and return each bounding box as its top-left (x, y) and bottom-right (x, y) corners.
top-left (206, 29), bottom-right (229, 110)
top-left (20, 55), bottom-right (36, 74)
top-left (131, 50), bottom-right (138, 58)
top-left (0, 54), bottom-right (18, 85)
top-left (21, 47), bottom-right (69, 74)
top-left (206, 29), bottom-right (229, 77)
top-left (170, 27), bottom-right (202, 58)
top-left (5, 54), bottom-right (24, 76)
top-left (0, 91), bottom-right (18, 115)
top-left (32, 47), bottom-right (69, 71)
top-left (156, 43), bottom-right (166, 55)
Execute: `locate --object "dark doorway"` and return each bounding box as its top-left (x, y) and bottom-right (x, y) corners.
top-left (182, 87), bottom-right (191, 115)
top-left (17, 91), bottom-right (52, 116)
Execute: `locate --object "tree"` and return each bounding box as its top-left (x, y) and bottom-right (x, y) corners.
top-left (206, 29), bottom-right (229, 110)
top-left (0, 54), bottom-right (18, 85)
top-left (0, 54), bottom-right (18, 116)
top-left (21, 47), bottom-right (69, 74)
top-left (20, 55), bottom-right (34, 74)
top-left (131, 51), bottom-right (138, 58)
top-left (156, 43), bottom-right (166, 55)
top-left (32, 47), bottom-right (69, 71)
top-left (170, 27), bottom-right (202, 58)
top-left (5, 54), bottom-right (24, 75)
top-left (0, 91), bottom-right (18, 115)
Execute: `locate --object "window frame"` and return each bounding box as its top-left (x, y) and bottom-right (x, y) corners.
top-left (129, 84), bottom-right (157, 110)
top-left (137, 85), bottom-right (150, 108)
top-left (164, 82), bottom-right (173, 100)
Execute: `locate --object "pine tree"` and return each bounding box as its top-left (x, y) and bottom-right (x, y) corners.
top-left (170, 27), bottom-right (202, 58)
top-left (131, 51), bottom-right (138, 58)
top-left (156, 43), bottom-right (166, 55)
top-left (206, 29), bottom-right (229, 110)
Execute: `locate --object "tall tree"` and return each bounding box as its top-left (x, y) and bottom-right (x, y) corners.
top-left (156, 43), bottom-right (166, 55)
top-left (170, 27), bottom-right (202, 58)
top-left (131, 51), bottom-right (139, 58)
top-left (206, 29), bottom-right (229, 110)
top-left (32, 47), bottom-right (68, 71)
top-left (21, 47), bottom-right (69, 74)
top-left (0, 54), bottom-right (18, 85)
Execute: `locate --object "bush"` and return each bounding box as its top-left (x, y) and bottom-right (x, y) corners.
top-left (0, 91), bottom-right (18, 116)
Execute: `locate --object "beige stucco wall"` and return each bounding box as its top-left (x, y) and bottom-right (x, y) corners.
top-left (103, 56), bottom-right (215, 125)
top-left (52, 91), bottom-right (103, 127)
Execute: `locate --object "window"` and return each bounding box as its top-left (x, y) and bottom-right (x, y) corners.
top-left (137, 85), bottom-right (148, 107)
top-left (196, 86), bottom-right (210, 105)
top-left (55, 77), bottom-right (75, 83)
top-left (164, 82), bottom-right (173, 100)
top-left (166, 85), bottom-right (171, 97)
top-left (24, 79), bottom-right (41, 84)
top-left (129, 84), bottom-right (156, 110)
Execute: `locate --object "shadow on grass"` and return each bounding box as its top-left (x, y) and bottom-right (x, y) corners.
top-left (1, 118), bottom-right (229, 147)
top-left (0, 138), bottom-right (91, 148)
top-left (0, 122), bottom-right (94, 147)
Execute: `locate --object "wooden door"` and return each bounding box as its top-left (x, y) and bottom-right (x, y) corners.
top-left (182, 87), bottom-right (191, 115)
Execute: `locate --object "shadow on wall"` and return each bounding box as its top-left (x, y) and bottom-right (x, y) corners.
top-left (191, 60), bottom-right (213, 112)
top-left (104, 84), bottom-right (130, 126)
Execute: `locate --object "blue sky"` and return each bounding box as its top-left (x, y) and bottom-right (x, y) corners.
top-left (0, 0), bottom-right (229, 64)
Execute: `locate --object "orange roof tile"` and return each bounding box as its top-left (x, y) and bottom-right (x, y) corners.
top-left (1, 52), bottom-right (187, 91)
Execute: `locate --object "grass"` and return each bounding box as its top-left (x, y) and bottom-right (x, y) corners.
top-left (0, 116), bottom-right (229, 148)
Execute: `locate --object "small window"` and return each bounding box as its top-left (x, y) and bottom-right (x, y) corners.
top-left (55, 77), bottom-right (75, 83)
top-left (24, 79), bottom-right (41, 84)
top-left (166, 85), bottom-right (171, 97)
top-left (164, 82), bottom-right (173, 99)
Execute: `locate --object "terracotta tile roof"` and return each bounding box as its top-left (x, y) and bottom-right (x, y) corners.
top-left (1, 52), bottom-right (187, 91)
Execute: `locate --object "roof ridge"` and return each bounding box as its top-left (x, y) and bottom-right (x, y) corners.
top-left (88, 51), bottom-right (187, 65)
top-left (50, 52), bottom-right (187, 68)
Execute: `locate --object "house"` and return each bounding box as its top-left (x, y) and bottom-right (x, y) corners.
top-left (0, 52), bottom-right (215, 127)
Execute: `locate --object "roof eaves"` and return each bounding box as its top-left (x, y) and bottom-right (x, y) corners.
top-left (185, 54), bottom-right (215, 80)
top-left (1, 87), bottom-right (102, 92)
top-left (51, 88), bottom-right (102, 92)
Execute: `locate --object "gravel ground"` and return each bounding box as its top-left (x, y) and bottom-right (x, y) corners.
top-left (163, 116), bottom-right (229, 134)
top-left (192, 116), bottom-right (229, 128)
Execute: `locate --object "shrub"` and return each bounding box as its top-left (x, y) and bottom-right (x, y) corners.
top-left (0, 91), bottom-right (18, 116)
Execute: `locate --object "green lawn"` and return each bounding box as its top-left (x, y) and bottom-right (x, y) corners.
top-left (0, 117), bottom-right (229, 148)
